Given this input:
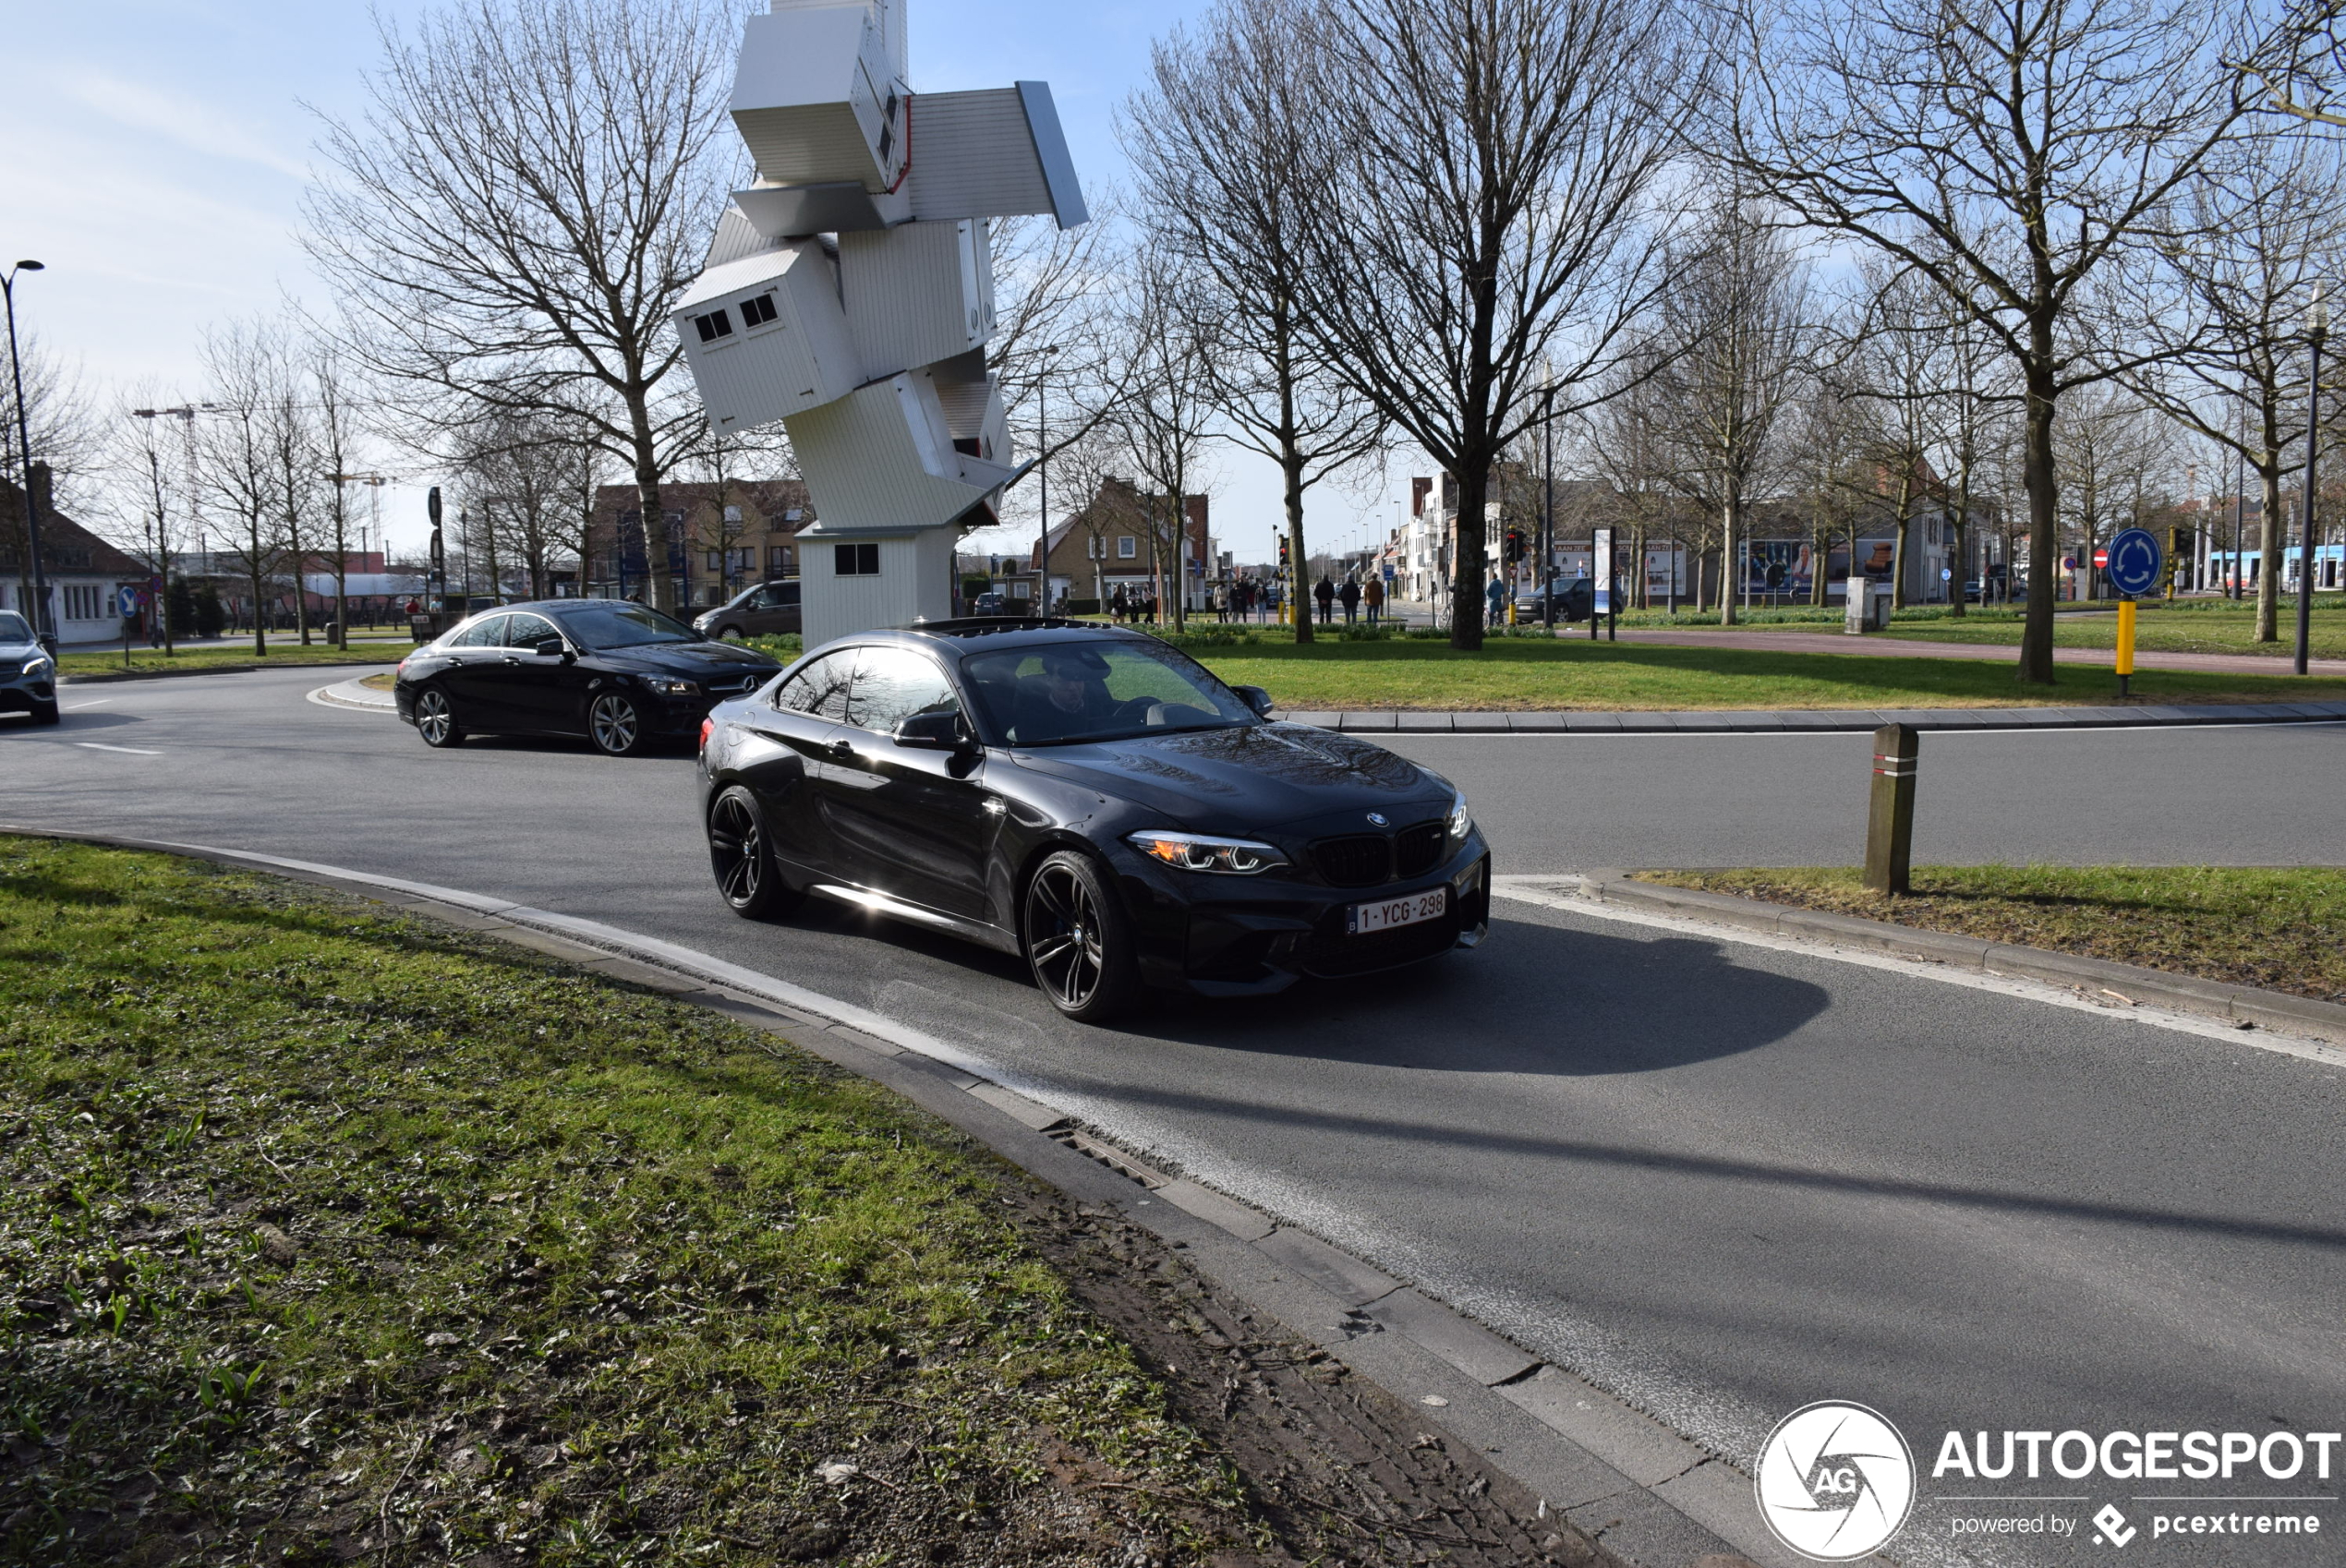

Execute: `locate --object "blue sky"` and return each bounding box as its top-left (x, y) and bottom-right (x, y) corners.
top-left (6, 0), bottom-right (1401, 557)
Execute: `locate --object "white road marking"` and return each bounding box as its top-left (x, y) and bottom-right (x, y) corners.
top-left (1491, 875), bottom-right (2344, 1069)
top-left (60, 698), bottom-right (113, 710)
top-left (74, 742), bottom-right (162, 756)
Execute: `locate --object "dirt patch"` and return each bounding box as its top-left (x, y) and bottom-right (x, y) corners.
top-left (1006, 1182), bottom-right (1602, 1567)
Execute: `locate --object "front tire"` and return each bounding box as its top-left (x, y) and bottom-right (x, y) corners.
top-left (707, 786), bottom-right (804, 920)
top-left (414, 687), bottom-right (465, 747)
top-left (587, 692), bottom-right (647, 756)
top-left (1022, 850), bottom-right (1140, 1024)
top-left (30, 700), bottom-right (59, 726)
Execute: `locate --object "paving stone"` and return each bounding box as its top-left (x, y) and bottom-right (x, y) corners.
top-left (1339, 710), bottom-right (1397, 731)
top-left (1360, 1288), bottom-right (1540, 1385)
top-left (1396, 711), bottom-right (1455, 731)
top-left (964, 1081), bottom-right (1069, 1130)
top-left (1156, 1179), bottom-right (1276, 1241)
top-left (1253, 1227), bottom-right (1404, 1308)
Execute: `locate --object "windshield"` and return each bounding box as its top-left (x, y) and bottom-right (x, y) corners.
top-left (552, 602), bottom-right (701, 650)
top-left (0, 611), bottom-right (30, 645)
top-left (961, 637), bottom-right (1256, 747)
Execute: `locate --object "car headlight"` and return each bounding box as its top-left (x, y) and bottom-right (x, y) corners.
top-left (640, 676), bottom-right (698, 698)
top-left (23, 656), bottom-right (52, 680)
top-left (1446, 789), bottom-right (1472, 841)
top-left (1127, 830), bottom-right (1288, 874)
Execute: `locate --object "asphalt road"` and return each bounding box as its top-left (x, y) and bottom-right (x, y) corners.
top-left (8, 670), bottom-right (2343, 1566)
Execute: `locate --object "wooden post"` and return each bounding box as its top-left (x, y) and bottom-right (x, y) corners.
top-left (1864, 723), bottom-right (1918, 895)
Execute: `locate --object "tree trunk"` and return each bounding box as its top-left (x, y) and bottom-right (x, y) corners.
top-left (1889, 470), bottom-right (1915, 610)
top-left (247, 550), bottom-right (269, 657)
top-left (1284, 447), bottom-right (1312, 645)
top-left (631, 421), bottom-right (672, 611)
top-left (2018, 362), bottom-right (2060, 684)
top-left (1719, 494), bottom-right (1739, 626)
top-left (2255, 460), bottom-right (2284, 641)
top-left (1451, 459), bottom-right (1490, 650)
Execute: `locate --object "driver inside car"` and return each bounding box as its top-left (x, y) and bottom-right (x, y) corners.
top-left (1010, 649), bottom-right (1121, 743)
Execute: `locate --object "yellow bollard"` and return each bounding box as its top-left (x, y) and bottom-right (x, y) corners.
top-left (2115, 597), bottom-right (2136, 698)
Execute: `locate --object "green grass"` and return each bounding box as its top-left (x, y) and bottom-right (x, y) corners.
top-left (1859, 596), bottom-right (2346, 660)
top-left (1636, 864), bottom-right (2346, 1004)
top-left (1164, 633), bottom-right (2346, 711)
top-left (0, 837), bottom-right (1257, 1565)
top-left (58, 644), bottom-right (404, 678)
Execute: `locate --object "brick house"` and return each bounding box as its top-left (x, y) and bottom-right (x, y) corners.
top-left (1034, 477), bottom-right (1213, 609)
top-left (586, 478), bottom-right (815, 609)
top-left (1, 471), bottom-right (146, 642)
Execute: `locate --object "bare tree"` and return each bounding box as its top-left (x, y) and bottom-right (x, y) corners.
top-left (1125, 0), bottom-right (1386, 643)
top-left (1114, 259), bottom-right (1220, 631)
top-left (1289, 0), bottom-right (1707, 648)
top-left (1720, 0), bottom-right (2286, 681)
top-left (306, 0), bottom-right (733, 615)
top-left (308, 346), bottom-right (369, 647)
top-left (2131, 132), bottom-right (2342, 639)
top-left (2, 332), bottom-right (97, 617)
top-left (1843, 261), bottom-right (1946, 611)
top-left (199, 321), bottom-right (295, 656)
top-left (1648, 191), bottom-right (1814, 623)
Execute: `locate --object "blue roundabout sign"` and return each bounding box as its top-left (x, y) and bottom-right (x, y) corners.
top-left (2102, 527), bottom-right (2164, 598)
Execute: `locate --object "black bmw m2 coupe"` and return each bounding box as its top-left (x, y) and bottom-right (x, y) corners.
top-left (697, 619), bottom-right (1490, 1023)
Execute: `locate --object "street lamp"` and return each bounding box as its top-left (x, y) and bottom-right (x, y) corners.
top-left (3, 259), bottom-right (54, 652)
top-left (2297, 290), bottom-right (2327, 676)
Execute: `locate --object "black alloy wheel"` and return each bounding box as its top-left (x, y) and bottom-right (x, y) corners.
top-left (715, 623), bottom-right (746, 643)
top-left (707, 785), bottom-right (804, 920)
top-left (414, 687), bottom-right (465, 747)
top-left (1022, 850), bottom-right (1139, 1023)
top-left (587, 692), bottom-right (647, 756)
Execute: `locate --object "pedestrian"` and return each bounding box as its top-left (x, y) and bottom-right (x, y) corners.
top-left (1315, 573), bottom-right (1336, 625)
top-left (1339, 575), bottom-right (1361, 625)
top-left (1484, 573), bottom-right (1506, 629)
top-left (1111, 584), bottom-right (1129, 623)
top-left (1363, 574), bottom-right (1385, 626)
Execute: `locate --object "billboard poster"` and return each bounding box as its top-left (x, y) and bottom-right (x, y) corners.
top-left (1743, 540), bottom-right (1815, 597)
top-left (1592, 527), bottom-right (1614, 614)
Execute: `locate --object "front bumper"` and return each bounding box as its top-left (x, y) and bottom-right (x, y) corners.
top-left (0, 673), bottom-right (57, 714)
top-left (1109, 831), bottom-right (1492, 997)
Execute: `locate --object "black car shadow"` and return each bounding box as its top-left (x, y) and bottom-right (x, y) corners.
top-left (1111, 914), bottom-right (1832, 1076)
top-left (783, 900), bottom-right (1830, 1078)
top-left (0, 710), bottom-right (148, 734)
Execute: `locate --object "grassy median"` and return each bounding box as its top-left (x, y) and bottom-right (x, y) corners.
top-left (59, 644), bottom-right (405, 678)
top-left (1157, 632), bottom-right (2346, 711)
top-left (1854, 597), bottom-right (2346, 661)
top-left (0, 837), bottom-right (1262, 1564)
top-left (1635, 864), bottom-right (2346, 1004)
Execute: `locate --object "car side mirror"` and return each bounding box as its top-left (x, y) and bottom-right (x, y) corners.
top-left (534, 637), bottom-right (566, 658)
top-left (893, 709), bottom-right (972, 751)
top-left (1233, 684), bottom-right (1275, 718)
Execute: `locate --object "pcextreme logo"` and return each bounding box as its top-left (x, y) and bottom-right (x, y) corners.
top-left (1755, 1401), bottom-right (1918, 1562)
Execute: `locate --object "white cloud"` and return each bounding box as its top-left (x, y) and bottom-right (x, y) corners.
top-left (60, 69), bottom-right (311, 182)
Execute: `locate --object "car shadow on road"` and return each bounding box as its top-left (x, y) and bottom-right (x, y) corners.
top-left (1103, 913), bottom-right (1832, 1076)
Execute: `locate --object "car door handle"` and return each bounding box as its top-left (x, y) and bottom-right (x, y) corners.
top-left (828, 739), bottom-right (856, 759)
top-left (501, 656), bottom-right (521, 665)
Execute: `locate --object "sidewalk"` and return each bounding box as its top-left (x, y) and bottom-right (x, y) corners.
top-left (1613, 624), bottom-right (2346, 678)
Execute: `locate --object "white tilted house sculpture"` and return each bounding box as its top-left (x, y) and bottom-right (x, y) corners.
top-left (673, 0), bottom-right (1088, 650)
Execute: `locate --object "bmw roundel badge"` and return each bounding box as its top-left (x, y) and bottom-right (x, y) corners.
top-left (1366, 812), bottom-right (1389, 826)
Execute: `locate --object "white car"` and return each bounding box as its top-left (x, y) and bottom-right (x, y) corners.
top-left (0, 610), bottom-right (57, 725)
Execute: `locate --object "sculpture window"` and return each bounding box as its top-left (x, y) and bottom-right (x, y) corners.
top-left (835, 542), bottom-right (881, 576)
top-left (692, 308), bottom-right (735, 343)
top-left (740, 294), bottom-right (779, 328)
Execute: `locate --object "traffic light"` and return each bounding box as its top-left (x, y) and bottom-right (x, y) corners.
top-left (1505, 527), bottom-right (1524, 564)
top-left (1278, 536), bottom-right (1289, 565)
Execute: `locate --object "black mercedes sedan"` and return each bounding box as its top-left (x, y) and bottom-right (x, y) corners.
top-left (394, 600), bottom-right (784, 755)
top-left (696, 619), bottom-right (1490, 1022)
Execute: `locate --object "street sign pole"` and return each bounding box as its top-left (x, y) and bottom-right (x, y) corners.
top-left (2102, 527), bottom-right (2164, 699)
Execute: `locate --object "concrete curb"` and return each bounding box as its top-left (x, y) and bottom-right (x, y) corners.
top-left (0, 823), bottom-right (1811, 1568)
top-left (1578, 870), bottom-right (2346, 1046)
top-left (308, 678), bottom-right (398, 713)
top-left (1276, 700), bottom-right (2346, 734)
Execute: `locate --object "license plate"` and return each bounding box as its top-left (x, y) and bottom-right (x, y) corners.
top-left (1348, 886), bottom-right (1447, 935)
